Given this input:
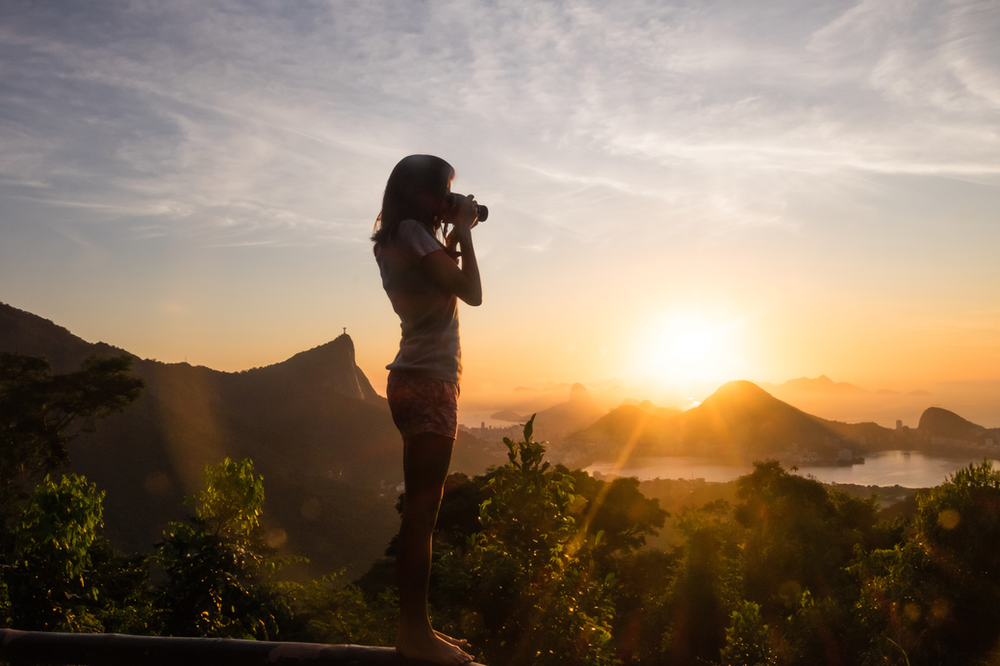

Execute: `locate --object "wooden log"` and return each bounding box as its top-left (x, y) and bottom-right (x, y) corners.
top-left (0, 629), bottom-right (486, 666)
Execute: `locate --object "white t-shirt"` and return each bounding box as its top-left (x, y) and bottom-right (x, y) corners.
top-left (374, 219), bottom-right (462, 384)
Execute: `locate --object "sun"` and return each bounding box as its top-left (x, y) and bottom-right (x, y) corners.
top-left (670, 327), bottom-right (712, 363)
top-left (634, 312), bottom-right (748, 387)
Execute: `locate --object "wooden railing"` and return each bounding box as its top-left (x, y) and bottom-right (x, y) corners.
top-left (0, 628), bottom-right (486, 665)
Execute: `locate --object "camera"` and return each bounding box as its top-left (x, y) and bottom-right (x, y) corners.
top-left (449, 193), bottom-right (489, 222)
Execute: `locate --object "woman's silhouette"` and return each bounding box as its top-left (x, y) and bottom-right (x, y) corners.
top-left (372, 155), bottom-right (482, 665)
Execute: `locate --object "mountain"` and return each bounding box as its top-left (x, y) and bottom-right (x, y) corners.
top-left (528, 383), bottom-right (606, 440)
top-left (0, 302), bottom-right (495, 579)
top-left (677, 380), bottom-right (841, 457)
top-left (767, 375), bottom-right (867, 394)
top-left (618, 398), bottom-right (682, 418)
top-left (917, 407), bottom-right (988, 442)
top-left (0, 300), bottom-right (126, 372)
top-left (491, 409), bottom-right (529, 422)
top-left (492, 383), bottom-right (608, 437)
top-left (564, 380), bottom-right (902, 467)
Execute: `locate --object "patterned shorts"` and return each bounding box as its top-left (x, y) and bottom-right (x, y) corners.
top-left (386, 370), bottom-right (460, 440)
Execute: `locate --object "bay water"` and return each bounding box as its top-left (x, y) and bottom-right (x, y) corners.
top-left (586, 450), bottom-right (1000, 489)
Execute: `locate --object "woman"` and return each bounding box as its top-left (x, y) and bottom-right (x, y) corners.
top-left (372, 155), bottom-right (482, 665)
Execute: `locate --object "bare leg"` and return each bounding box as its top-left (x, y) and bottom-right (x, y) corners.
top-left (395, 432), bottom-right (473, 665)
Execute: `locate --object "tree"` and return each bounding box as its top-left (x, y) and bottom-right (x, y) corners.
top-left (156, 458), bottom-right (295, 640)
top-left (608, 547), bottom-right (679, 666)
top-left (853, 460), bottom-right (1000, 665)
top-left (292, 572), bottom-right (399, 647)
top-left (734, 461), bottom-right (878, 615)
top-left (719, 600), bottom-right (775, 666)
top-left (0, 354), bottom-right (153, 635)
top-left (3, 473), bottom-right (107, 631)
top-left (0, 353), bottom-right (144, 512)
top-left (427, 417), bottom-right (619, 666)
top-left (659, 502), bottom-right (740, 666)
top-left (566, 470), bottom-right (668, 564)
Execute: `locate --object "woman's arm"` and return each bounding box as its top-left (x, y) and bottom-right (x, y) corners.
top-left (421, 196), bottom-right (482, 306)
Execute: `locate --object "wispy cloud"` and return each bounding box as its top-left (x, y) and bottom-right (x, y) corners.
top-left (1, 0), bottom-right (999, 398)
top-left (3, 0), bottom-right (997, 252)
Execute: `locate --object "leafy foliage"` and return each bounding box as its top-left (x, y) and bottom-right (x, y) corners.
top-left (0, 353), bottom-right (144, 506)
top-left (424, 417), bottom-right (635, 666)
top-left (479, 415), bottom-right (582, 568)
top-left (0, 352), bottom-right (145, 596)
top-left (290, 572), bottom-right (398, 646)
top-left (155, 458), bottom-right (295, 639)
top-left (656, 501), bottom-right (740, 665)
top-left (719, 600), bottom-right (775, 666)
top-left (567, 470), bottom-right (668, 563)
top-left (15, 473), bottom-right (104, 579)
top-left (4, 473), bottom-right (105, 630)
top-left (195, 457), bottom-right (267, 546)
top-left (851, 460), bottom-right (1000, 665)
top-left (734, 460), bottom-right (879, 615)
top-left (1, 473), bottom-right (150, 633)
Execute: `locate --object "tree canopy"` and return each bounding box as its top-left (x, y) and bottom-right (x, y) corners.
top-left (0, 352), bottom-right (143, 509)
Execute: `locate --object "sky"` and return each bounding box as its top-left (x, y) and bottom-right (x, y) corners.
top-left (2, 0), bottom-right (999, 422)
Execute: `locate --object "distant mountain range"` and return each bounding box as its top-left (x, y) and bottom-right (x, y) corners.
top-left (761, 375), bottom-right (935, 398)
top-left (0, 302), bottom-right (496, 579)
top-left (562, 381), bottom-right (873, 465)
top-left (760, 375), bottom-right (867, 394)
top-left (560, 380), bottom-right (998, 468)
top-left (493, 383), bottom-right (606, 440)
top-left (3, 302), bottom-right (996, 575)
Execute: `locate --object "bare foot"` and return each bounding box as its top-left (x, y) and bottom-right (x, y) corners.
top-left (397, 627), bottom-right (473, 664)
top-left (434, 630), bottom-right (470, 648)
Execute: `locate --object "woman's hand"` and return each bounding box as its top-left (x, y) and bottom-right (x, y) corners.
top-left (426, 194), bottom-right (483, 306)
top-left (445, 194), bottom-right (480, 250)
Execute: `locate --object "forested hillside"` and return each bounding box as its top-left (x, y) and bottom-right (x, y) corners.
top-left (0, 302), bottom-right (503, 578)
top-left (4, 380), bottom-right (1000, 666)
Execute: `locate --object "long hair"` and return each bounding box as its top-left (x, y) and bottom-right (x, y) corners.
top-left (372, 155), bottom-right (455, 246)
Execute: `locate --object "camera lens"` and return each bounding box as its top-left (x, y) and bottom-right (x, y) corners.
top-left (476, 205), bottom-right (489, 222)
